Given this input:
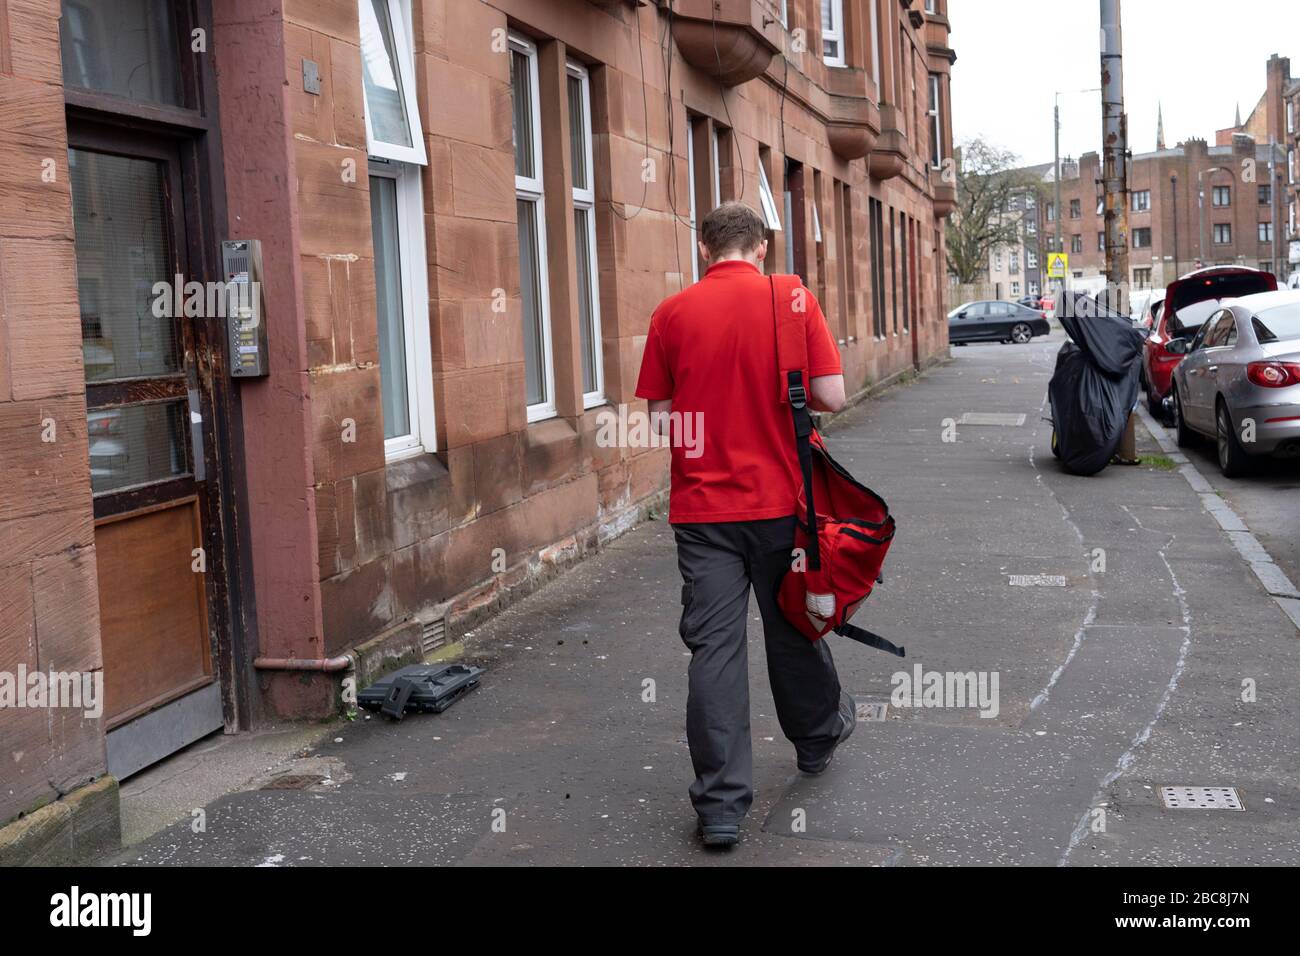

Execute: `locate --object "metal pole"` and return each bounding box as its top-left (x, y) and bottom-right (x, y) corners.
top-left (1054, 98), bottom-right (1062, 258)
top-left (1100, 0), bottom-right (1129, 316)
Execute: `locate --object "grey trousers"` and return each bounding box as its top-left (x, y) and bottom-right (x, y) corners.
top-left (673, 516), bottom-right (844, 824)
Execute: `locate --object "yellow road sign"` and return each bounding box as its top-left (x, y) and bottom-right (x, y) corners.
top-left (1046, 253), bottom-right (1068, 279)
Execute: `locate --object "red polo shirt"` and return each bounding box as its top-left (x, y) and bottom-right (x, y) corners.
top-left (635, 260), bottom-right (842, 524)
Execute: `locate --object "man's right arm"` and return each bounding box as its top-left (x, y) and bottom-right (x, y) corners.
top-left (810, 374), bottom-right (846, 413)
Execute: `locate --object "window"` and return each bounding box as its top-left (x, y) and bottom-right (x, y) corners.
top-left (994, 250), bottom-right (1003, 271)
top-left (757, 152), bottom-right (782, 231)
top-left (890, 207), bottom-right (898, 334)
top-left (1097, 232), bottom-right (1105, 252)
top-left (1011, 281), bottom-right (1020, 296)
top-left (1131, 190), bottom-right (1150, 212)
top-left (1069, 198), bottom-right (1080, 219)
top-left (1009, 250), bottom-right (1019, 274)
top-left (1133, 267), bottom-right (1151, 288)
top-left (359, 0), bottom-right (434, 457)
top-left (925, 0), bottom-right (937, 11)
top-left (927, 74), bottom-right (942, 169)
top-left (1133, 227), bottom-right (1151, 248)
top-left (821, 0), bottom-right (845, 66)
top-left (868, 0), bottom-right (880, 88)
top-left (510, 34), bottom-right (555, 421)
top-left (1096, 198), bottom-right (1104, 216)
top-left (686, 116), bottom-right (701, 282)
top-left (1027, 250), bottom-right (1038, 268)
top-left (1212, 185), bottom-right (1230, 207)
top-left (1213, 222), bottom-right (1231, 244)
top-left (60, 0), bottom-right (185, 106)
top-left (1026, 216), bottom-right (1037, 235)
top-left (778, 0), bottom-right (788, 27)
top-left (870, 197), bottom-right (886, 338)
top-left (1258, 184), bottom-right (1272, 205)
top-left (1259, 221), bottom-right (1273, 242)
top-left (568, 61), bottom-right (603, 407)
top-left (1046, 201), bottom-right (1055, 222)
top-left (1071, 234), bottom-right (1083, 253)
top-left (358, 0), bottom-right (427, 165)
top-left (712, 126), bottom-right (728, 203)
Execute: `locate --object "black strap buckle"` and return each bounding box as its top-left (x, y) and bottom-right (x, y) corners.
top-left (788, 383), bottom-right (807, 409)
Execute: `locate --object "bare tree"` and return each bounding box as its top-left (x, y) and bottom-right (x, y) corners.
top-left (946, 138), bottom-right (1043, 285)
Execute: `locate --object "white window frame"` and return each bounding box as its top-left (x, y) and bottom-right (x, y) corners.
top-left (511, 33), bottom-right (556, 423)
top-left (370, 160), bottom-right (436, 460)
top-left (812, 200), bottom-right (822, 242)
top-left (359, 0), bottom-right (433, 460)
top-left (711, 127), bottom-right (723, 205)
top-left (778, 0), bottom-right (788, 27)
top-left (1259, 221), bottom-right (1273, 243)
top-left (358, 0), bottom-right (427, 166)
top-left (568, 60), bottom-right (604, 409)
top-left (757, 156), bottom-right (782, 230)
top-left (687, 117), bottom-right (699, 281)
top-left (822, 0), bottom-right (845, 67)
top-left (927, 74), bottom-right (942, 169)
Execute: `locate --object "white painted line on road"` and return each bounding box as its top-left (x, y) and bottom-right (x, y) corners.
top-left (1136, 404), bottom-right (1300, 633)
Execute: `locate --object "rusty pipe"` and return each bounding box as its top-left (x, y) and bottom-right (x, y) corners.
top-left (254, 654), bottom-right (354, 672)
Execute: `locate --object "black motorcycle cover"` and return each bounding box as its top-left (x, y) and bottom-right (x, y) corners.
top-left (1048, 292), bottom-right (1146, 476)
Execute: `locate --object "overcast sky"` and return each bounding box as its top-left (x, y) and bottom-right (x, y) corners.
top-left (949, 0), bottom-right (1293, 168)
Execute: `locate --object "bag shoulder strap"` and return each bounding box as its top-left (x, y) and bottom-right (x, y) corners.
top-left (770, 275), bottom-right (820, 570)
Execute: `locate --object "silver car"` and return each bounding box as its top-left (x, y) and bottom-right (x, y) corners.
top-left (1169, 290), bottom-right (1300, 476)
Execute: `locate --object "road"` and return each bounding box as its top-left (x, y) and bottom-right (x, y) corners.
top-left (107, 332), bottom-right (1300, 866)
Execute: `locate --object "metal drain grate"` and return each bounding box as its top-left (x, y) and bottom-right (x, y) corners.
top-left (420, 615), bottom-right (447, 655)
top-left (1159, 786), bottom-right (1244, 810)
top-left (262, 774), bottom-right (326, 790)
top-left (1008, 574), bottom-right (1067, 587)
top-left (855, 702), bottom-right (889, 722)
top-left (957, 412), bottom-right (1026, 427)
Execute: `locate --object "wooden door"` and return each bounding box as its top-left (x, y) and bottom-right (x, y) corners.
top-left (68, 131), bottom-right (218, 729)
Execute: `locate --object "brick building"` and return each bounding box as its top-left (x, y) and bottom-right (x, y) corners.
top-left (1033, 53), bottom-right (1297, 295)
top-left (0, 0), bottom-right (955, 862)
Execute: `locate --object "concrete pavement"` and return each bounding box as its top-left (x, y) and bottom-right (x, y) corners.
top-left (105, 331), bottom-right (1300, 866)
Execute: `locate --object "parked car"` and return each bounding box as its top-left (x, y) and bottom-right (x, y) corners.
top-left (1141, 266), bottom-right (1277, 416)
top-left (1016, 295), bottom-right (1040, 309)
top-left (1168, 289), bottom-right (1300, 476)
top-left (948, 300), bottom-right (1051, 345)
top-left (1287, 271), bottom-right (1300, 290)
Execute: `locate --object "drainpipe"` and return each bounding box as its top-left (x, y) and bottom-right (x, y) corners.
top-left (254, 654), bottom-right (354, 672)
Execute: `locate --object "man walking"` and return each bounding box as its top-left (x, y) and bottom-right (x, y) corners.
top-left (636, 201), bottom-right (856, 848)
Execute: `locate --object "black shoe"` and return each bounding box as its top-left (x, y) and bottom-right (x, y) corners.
top-left (798, 692), bottom-right (856, 775)
top-left (697, 822), bottom-right (740, 848)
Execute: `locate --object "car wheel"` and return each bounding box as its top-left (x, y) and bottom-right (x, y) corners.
top-left (1215, 400), bottom-right (1251, 478)
top-left (1010, 322), bottom-right (1033, 344)
top-left (1147, 385), bottom-right (1165, 418)
top-left (1050, 429), bottom-right (1061, 459)
top-left (1173, 387), bottom-right (1195, 449)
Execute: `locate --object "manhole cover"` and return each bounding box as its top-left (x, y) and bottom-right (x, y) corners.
top-left (855, 702), bottom-right (888, 722)
top-left (958, 412), bottom-right (1026, 427)
top-left (1008, 574), bottom-right (1067, 587)
top-left (262, 774), bottom-right (327, 790)
top-left (1159, 786), bottom-right (1244, 810)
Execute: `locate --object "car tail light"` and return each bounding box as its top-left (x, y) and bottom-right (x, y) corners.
top-left (1246, 361), bottom-right (1300, 388)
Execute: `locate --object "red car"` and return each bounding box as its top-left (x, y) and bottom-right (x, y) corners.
top-left (1142, 266), bottom-right (1277, 415)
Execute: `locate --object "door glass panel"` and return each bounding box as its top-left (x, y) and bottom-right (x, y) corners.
top-left (69, 149), bottom-right (179, 382)
top-left (369, 175), bottom-right (411, 440)
top-left (59, 0), bottom-right (183, 106)
top-left (89, 400), bottom-right (188, 495)
top-left (359, 0), bottom-right (414, 149)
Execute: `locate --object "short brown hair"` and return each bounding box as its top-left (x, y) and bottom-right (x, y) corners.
top-left (699, 201), bottom-right (765, 257)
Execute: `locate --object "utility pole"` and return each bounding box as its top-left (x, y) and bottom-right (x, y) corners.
top-left (1100, 0), bottom-right (1136, 463)
top-left (1100, 0), bottom-right (1129, 316)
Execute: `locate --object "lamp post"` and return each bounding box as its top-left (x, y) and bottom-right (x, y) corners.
top-left (1054, 86), bottom-right (1101, 290)
top-left (1170, 173), bottom-right (1180, 278)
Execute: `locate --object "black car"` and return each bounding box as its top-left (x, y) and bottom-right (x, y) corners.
top-left (948, 300), bottom-right (1051, 345)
